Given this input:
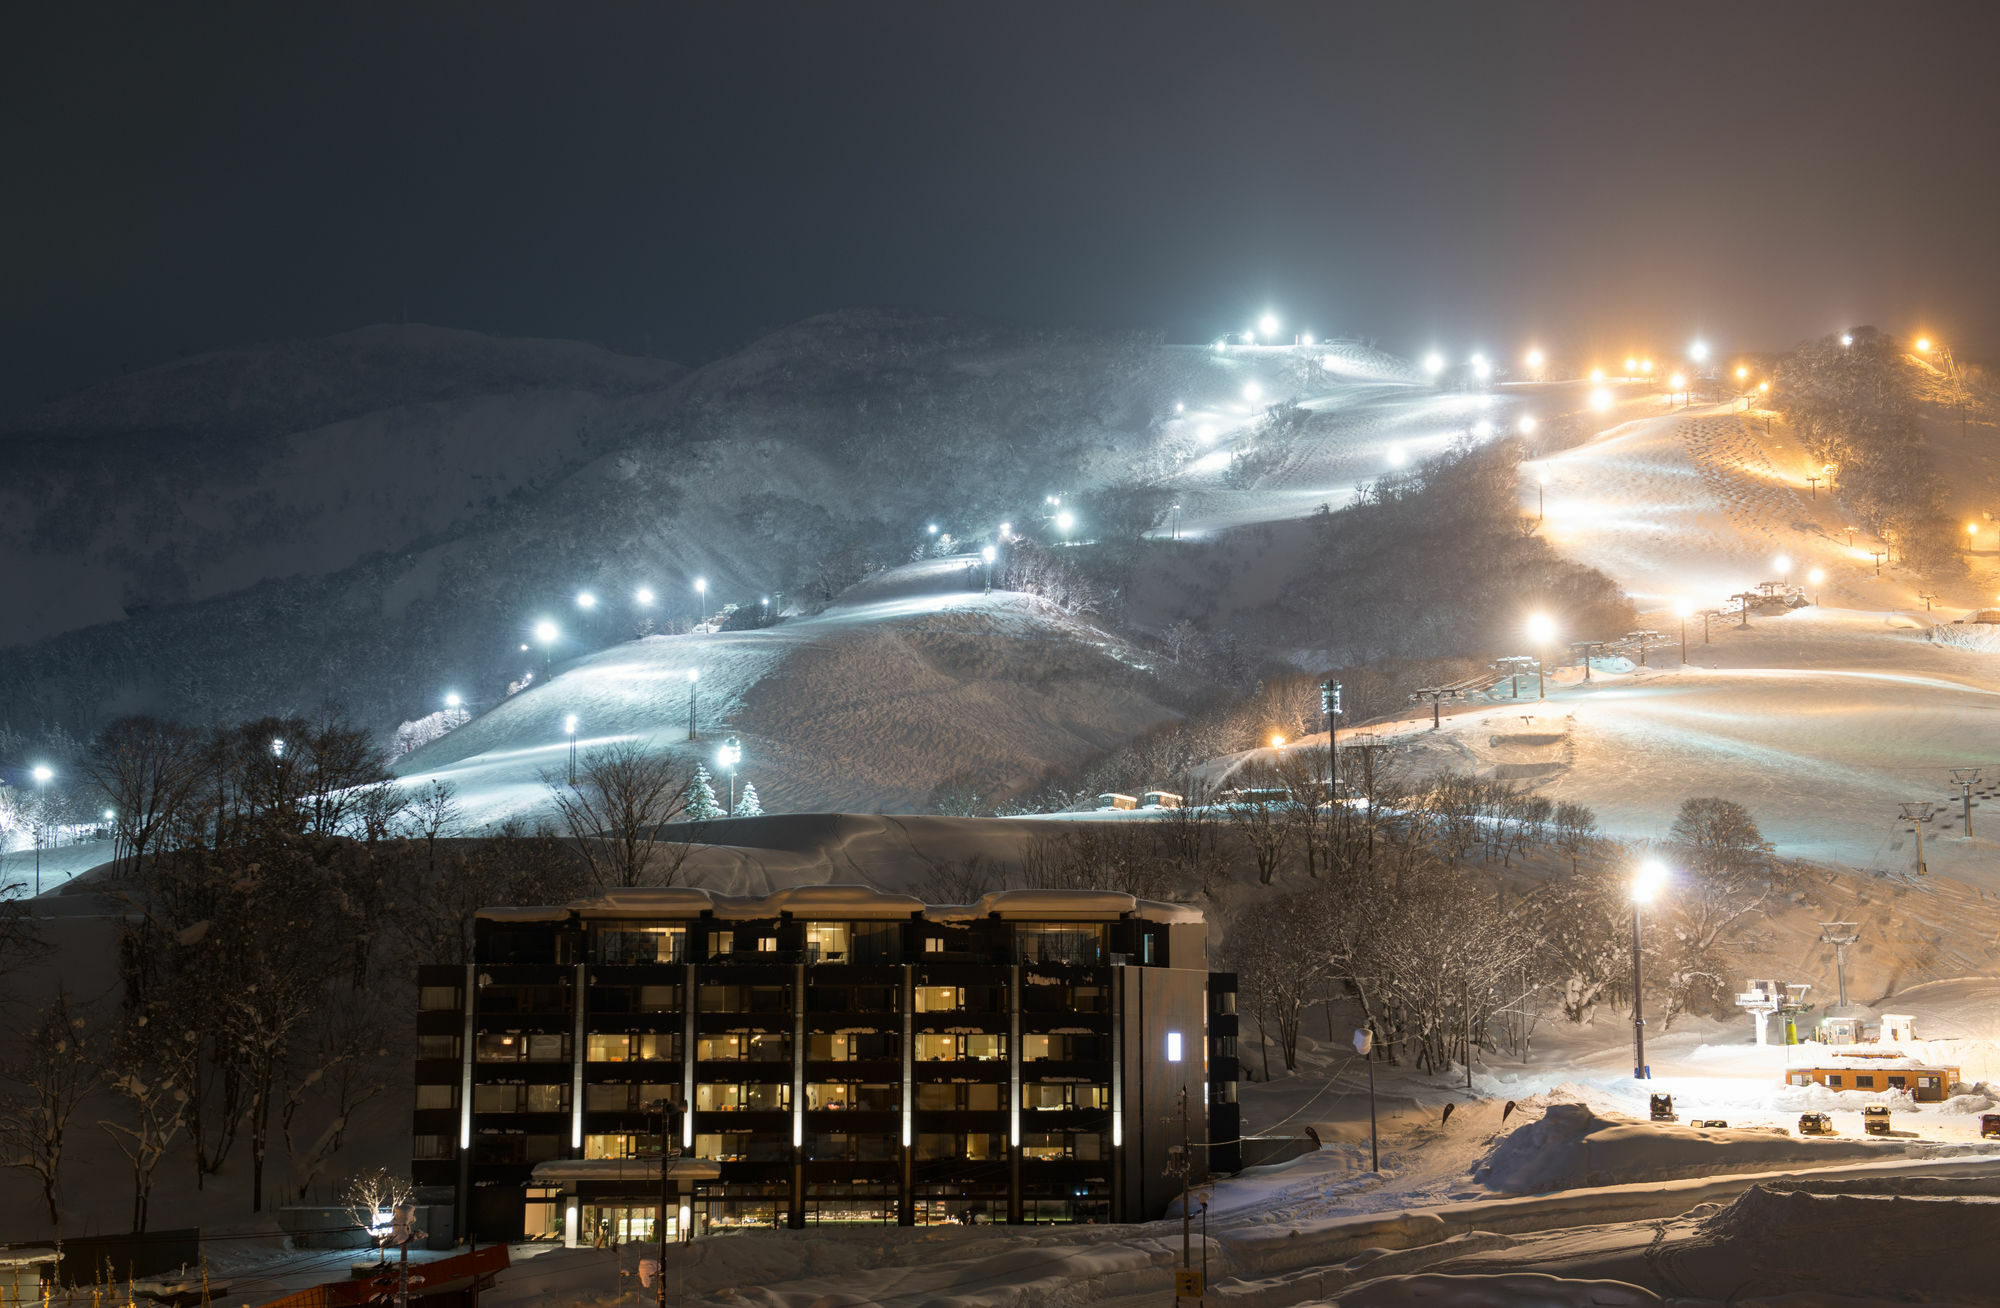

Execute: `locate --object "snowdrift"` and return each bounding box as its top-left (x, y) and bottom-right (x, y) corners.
top-left (1335, 1271), bottom-right (1661, 1307)
top-left (1473, 1103), bottom-right (1898, 1194)
top-left (1653, 1180), bottom-right (2000, 1303)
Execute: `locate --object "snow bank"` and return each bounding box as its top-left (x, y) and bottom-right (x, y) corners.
top-left (1926, 622), bottom-right (2000, 654)
top-left (1472, 1103), bottom-right (1898, 1194)
top-left (1333, 1271), bottom-right (1661, 1307)
top-left (1653, 1183), bottom-right (2000, 1303)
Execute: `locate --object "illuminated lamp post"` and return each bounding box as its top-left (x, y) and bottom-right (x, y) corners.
top-left (534, 620), bottom-right (559, 678)
top-left (1525, 614), bottom-right (1557, 699)
top-left (30, 764), bottom-right (52, 896)
top-left (565, 715), bottom-right (579, 784)
top-left (717, 736), bottom-right (742, 814)
top-left (1630, 859), bottom-right (1670, 1080)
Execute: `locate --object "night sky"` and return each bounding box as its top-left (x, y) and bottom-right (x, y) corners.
top-left (5, 1), bottom-right (1998, 415)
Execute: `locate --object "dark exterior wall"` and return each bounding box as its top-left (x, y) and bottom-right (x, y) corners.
top-left (1117, 964), bottom-right (1211, 1219)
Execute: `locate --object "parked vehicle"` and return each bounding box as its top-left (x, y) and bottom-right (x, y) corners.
top-left (1094, 793), bottom-right (1138, 811)
top-left (1694, 1119), bottom-right (1729, 1129)
top-left (1981, 1113), bottom-right (2000, 1139)
top-left (1798, 1112), bottom-right (1836, 1136)
top-left (1649, 1094), bottom-right (1676, 1122)
top-left (1863, 1105), bottom-right (1892, 1136)
top-left (1140, 790), bottom-right (1184, 809)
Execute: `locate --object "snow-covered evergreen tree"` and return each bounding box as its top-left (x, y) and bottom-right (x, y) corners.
top-left (732, 783), bottom-right (762, 818)
top-left (687, 765), bottom-right (724, 821)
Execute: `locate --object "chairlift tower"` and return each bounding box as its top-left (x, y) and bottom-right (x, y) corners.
top-left (1409, 684), bottom-right (1468, 730)
top-left (1734, 980), bottom-right (1782, 1045)
top-left (1950, 767), bottom-right (1982, 838)
top-left (1569, 640), bottom-right (1605, 682)
top-left (1817, 923), bottom-right (1860, 1009)
top-left (1624, 629), bottom-right (1663, 667)
top-left (1898, 802), bottom-right (1936, 875)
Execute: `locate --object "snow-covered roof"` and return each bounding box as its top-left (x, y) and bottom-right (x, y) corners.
top-left (476, 906), bottom-right (572, 922)
top-left (483, 884), bottom-right (1204, 925)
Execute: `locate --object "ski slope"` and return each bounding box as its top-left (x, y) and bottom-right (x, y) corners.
top-left (393, 580), bottom-right (1184, 825)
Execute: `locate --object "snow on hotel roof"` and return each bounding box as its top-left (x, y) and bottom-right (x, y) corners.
top-left (477, 884), bottom-right (1204, 924)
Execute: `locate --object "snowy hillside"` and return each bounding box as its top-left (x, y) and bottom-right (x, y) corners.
top-left (0, 324), bottom-right (684, 646)
top-left (395, 585), bottom-right (1192, 820)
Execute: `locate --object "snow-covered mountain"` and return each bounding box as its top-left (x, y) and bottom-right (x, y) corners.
top-left (0, 310), bottom-right (1186, 740)
top-left (1, 323), bottom-right (685, 646)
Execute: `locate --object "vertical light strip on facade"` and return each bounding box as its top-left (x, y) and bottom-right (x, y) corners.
top-left (570, 962), bottom-right (587, 1150)
top-left (792, 962), bottom-right (806, 1149)
top-left (1109, 969), bottom-right (1122, 1149)
top-left (1008, 963), bottom-right (1021, 1148)
top-left (458, 963), bottom-right (476, 1150)
top-left (900, 963), bottom-right (914, 1148)
top-left (682, 960), bottom-right (696, 1150)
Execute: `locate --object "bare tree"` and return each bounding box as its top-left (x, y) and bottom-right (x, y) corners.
top-left (341, 1166), bottom-right (415, 1260)
top-left (0, 991), bottom-right (98, 1227)
top-left (1224, 786), bottom-right (1293, 886)
top-left (401, 779), bottom-right (463, 875)
top-left (84, 717), bottom-right (208, 877)
top-left (543, 742), bottom-right (703, 888)
top-left (914, 856), bottom-right (1004, 903)
top-left (282, 993), bottom-right (390, 1202)
top-left (96, 1017), bottom-right (193, 1232)
top-left (1231, 890), bottom-right (1333, 1073)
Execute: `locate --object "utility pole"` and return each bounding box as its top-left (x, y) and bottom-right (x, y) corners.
top-left (1898, 802), bottom-right (1936, 875)
top-left (1951, 767), bottom-right (1982, 838)
top-left (1806, 474), bottom-right (1821, 500)
top-left (1817, 923), bottom-right (1860, 1009)
top-left (1166, 1088), bottom-right (1198, 1302)
top-left (1321, 680), bottom-right (1342, 804)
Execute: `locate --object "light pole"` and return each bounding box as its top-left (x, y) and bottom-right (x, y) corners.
top-left (1055, 511), bottom-right (1075, 545)
top-left (1630, 860), bottom-right (1669, 1080)
top-left (1171, 502), bottom-right (1182, 541)
top-left (686, 669), bottom-right (700, 742)
top-left (30, 764), bottom-right (52, 896)
top-left (534, 620), bottom-right (559, 678)
top-left (717, 736), bottom-right (742, 814)
top-left (565, 715), bottom-right (579, 784)
top-left (1809, 568), bottom-right (1825, 606)
top-left (445, 692), bottom-right (466, 727)
top-left (1537, 471), bottom-right (1547, 523)
top-left (694, 578), bottom-right (708, 631)
top-left (1526, 614), bottom-right (1556, 698)
top-left (1673, 600), bottom-right (1691, 664)
top-left (981, 545), bottom-right (996, 592)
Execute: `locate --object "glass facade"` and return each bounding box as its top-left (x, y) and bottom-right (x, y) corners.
top-left (419, 891), bottom-right (1226, 1241)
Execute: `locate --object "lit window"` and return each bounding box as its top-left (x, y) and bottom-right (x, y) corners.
top-left (1166, 1032), bottom-right (1183, 1063)
top-left (757, 937), bottom-right (778, 952)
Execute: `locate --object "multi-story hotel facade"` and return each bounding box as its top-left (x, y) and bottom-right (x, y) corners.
top-left (411, 885), bottom-right (1239, 1243)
